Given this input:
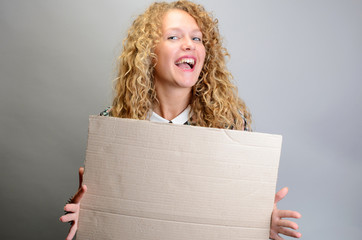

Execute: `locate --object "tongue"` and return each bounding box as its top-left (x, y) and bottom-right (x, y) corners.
top-left (176, 63), bottom-right (191, 70)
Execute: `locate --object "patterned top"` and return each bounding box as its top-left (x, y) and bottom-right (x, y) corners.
top-left (100, 106), bottom-right (249, 131)
top-left (100, 107), bottom-right (112, 117)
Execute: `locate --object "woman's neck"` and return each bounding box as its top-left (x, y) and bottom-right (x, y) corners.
top-left (153, 87), bottom-right (191, 121)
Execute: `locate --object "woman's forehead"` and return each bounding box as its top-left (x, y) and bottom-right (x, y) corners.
top-left (161, 9), bottom-right (201, 32)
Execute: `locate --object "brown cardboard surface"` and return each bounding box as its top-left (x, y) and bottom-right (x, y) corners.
top-left (77, 116), bottom-right (282, 240)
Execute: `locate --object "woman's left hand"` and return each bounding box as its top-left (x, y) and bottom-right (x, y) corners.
top-left (269, 187), bottom-right (302, 240)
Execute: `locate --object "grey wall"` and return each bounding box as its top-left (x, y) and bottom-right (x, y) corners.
top-left (1, 0), bottom-right (361, 239)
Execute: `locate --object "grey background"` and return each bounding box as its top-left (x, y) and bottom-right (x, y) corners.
top-left (0, 0), bottom-right (361, 239)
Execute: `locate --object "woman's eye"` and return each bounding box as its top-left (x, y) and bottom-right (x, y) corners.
top-left (193, 37), bottom-right (201, 41)
top-left (168, 36), bottom-right (178, 40)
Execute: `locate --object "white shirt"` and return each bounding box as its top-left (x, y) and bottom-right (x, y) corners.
top-left (149, 105), bottom-right (191, 125)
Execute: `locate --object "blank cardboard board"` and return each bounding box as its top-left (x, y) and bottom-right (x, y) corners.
top-left (77, 116), bottom-right (282, 240)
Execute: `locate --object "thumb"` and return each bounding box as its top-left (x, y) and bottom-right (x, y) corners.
top-left (274, 187), bottom-right (289, 204)
top-left (78, 167), bottom-right (85, 189)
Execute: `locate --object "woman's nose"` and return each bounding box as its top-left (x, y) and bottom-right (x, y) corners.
top-left (181, 37), bottom-right (195, 51)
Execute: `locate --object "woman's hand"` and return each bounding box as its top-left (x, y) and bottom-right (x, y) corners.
top-left (59, 167), bottom-right (87, 240)
top-left (269, 187), bottom-right (302, 240)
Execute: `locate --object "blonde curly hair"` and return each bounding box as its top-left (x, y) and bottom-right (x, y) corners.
top-left (111, 0), bottom-right (251, 130)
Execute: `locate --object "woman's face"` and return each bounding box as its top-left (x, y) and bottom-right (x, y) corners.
top-left (154, 9), bottom-right (206, 91)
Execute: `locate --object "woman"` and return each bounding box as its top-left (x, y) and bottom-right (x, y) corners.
top-left (60, 1), bottom-right (301, 239)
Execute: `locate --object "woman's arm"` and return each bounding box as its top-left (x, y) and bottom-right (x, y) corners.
top-left (59, 167), bottom-right (87, 240)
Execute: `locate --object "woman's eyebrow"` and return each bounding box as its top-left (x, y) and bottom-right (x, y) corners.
top-left (165, 27), bottom-right (201, 34)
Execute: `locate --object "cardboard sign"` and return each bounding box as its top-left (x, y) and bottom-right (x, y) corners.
top-left (77, 116), bottom-right (282, 240)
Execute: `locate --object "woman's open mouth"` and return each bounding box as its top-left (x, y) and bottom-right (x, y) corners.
top-left (175, 57), bottom-right (196, 71)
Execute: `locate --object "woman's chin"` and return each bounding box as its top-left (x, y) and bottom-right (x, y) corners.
top-left (175, 79), bottom-right (198, 89)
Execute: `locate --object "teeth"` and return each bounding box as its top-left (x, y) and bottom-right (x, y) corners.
top-left (176, 58), bottom-right (195, 66)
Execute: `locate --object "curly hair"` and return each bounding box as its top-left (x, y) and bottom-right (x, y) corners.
top-left (110, 0), bottom-right (251, 130)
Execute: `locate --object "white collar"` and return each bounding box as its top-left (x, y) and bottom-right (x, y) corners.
top-left (149, 105), bottom-right (191, 125)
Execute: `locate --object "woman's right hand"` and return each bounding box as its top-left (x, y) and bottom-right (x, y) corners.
top-left (59, 167), bottom-right (87, 240)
